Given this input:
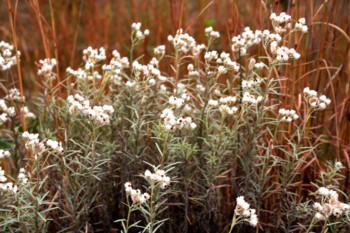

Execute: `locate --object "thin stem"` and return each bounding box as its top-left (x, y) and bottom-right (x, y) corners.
top-left (5, 0), bottom-right (26, 133)
top-left (229, 212), bottom-right (237, 233)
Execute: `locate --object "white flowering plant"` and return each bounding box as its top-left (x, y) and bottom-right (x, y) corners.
top-left (297, 161), bottom-right (350, 233)
top-left (0, 6), bottom-right (348, 233)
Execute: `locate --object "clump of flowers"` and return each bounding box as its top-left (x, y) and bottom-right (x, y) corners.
top-left (67, 94), bottom-right (114, 125)
top-left (205, 26), bottom-right (220, 39)
top-left (82, 46), bottom-right (106, 70)
top-left (230, 12), bottom-right (305, 62)
top-left (23, 106), bottom-right (36, 119)
top-left (102, 50), bottom-right (129, 85)
top-left (313, 187), bottom-right (350, 220)
top-left (295, 18), bottom-right (308, 33)
top-left (0, 41), bottom-right (20, 71)
top-left (274, 46), bottom-right (301, 62)
top-left (209, 96), bottom-right (239, 115)
top-left (235, 196), bottom-right (258, 227)
top-left (154, 45), bottom-right (166, 59)
top-left (0, 98), bottom-right (32, 123)
top-left (18, 168), bottom-right (29, 184)
top-left (278, 108), bottom-right (299, 122)
top-left (124, 182), bottom-right (150, 204)
top-left (131, 22), bottom-right (149, 42)
top-left (0, 166), bottom-right (18, 193)
top-left (242, 78), bottom-right (263, 90)
top-left (303, 87), bottom-right (331, 110)
top-left (230, 196), bottom-right (258, 232)
top-left (22, 131), bottom-right (46, 154)
top-left (37, 58), bottom-right (57, 78)
top-left (160, 108), bottom-right (196, 131)
top-left (242, 92), bottom-right (263, 105)
top-left (0, 89), bottom-right (35, 124)
top-left (231, 27), bottom-right (261, 56)
top-left (4, 88), bottom-right (22, 101)
top-left (168, 29), bottom-right (197, 55)
top-left (144, 168), bottom-right (171, 189)
top-left (46, 139), bottom-right (64, 154)
top-left (270, 12), bottom-right (292, 34)
top-left (0, 149), bottom-right (11, 159)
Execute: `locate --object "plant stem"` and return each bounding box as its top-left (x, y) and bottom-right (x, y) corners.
top-left (229, 213), bottom-right (237, 233)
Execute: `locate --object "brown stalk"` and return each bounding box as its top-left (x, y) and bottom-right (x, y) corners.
top-left (5, 0), bottom-right (27, 133)
top-left (185, 1), bottom-right (214, 33)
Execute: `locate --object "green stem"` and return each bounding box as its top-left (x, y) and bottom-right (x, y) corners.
top-left (229, 212), bottom-right (237, 233)
top-left (125, 197), bottom-right (132, 233)
top-left (306, 216), bottom-right (317, 233)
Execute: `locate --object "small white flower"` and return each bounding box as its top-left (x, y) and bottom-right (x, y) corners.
top-left (315, 212), bottom-right (326, 220)
top-left (318, 187), bottom-right (330, 196)
top-left (190, 122), bottom-right (197, 129)
top-left (208, 99), bottom-right (218, 106)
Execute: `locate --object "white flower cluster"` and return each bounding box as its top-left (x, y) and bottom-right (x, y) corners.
top-left (82, 47), bottom-right (106, 70)
top-left (37, 58), bottom-right (57, 77)
top-left (22, 131), bottom-right (64, 155)
top-left (231, 27), bottom-right (262, 56)
top-left (0, 99), bottom-right (12, 124)
top-left (0, 96), bottom-right (35, 124)
top-left (46, 139), bottom-right (64, 154)
top-left (242, 78), bottom-right (262, 90)
top-left (230, 13), bottom-right (305, 60)
top-left (4, 88), bottom-right (22, 101)
top-left (260, 30), bottom-right (282, 44)
top-left (66, 67), bottom-right (87, 80)
top-left (192, 44), bottom-right (206, 57)
top-left (254, 62), bottom-right (265, 70)
top-left (23, 106), bottom-right (36, 119)
top-left (132, 60), bottom-right (161, 82)
top-left (67, 94), bottom-right (114, 125)
top-left (303, 87), bottom-right (331, 110)
top-left (18, 168), bottom-right (28, 184)
top-left (204, 50), bottom-right (218, 61)
top-left (22, 131), bottom-right (46, 154)
top-left (154, 45), bottom-right (166, 58)
top-left (209, 96), bottom-right (238, 115)
top-left (235, 196), bottom-right (258, 227)
top-left (145, 168), bottom-right (171, 189)
top-left (160, 108), bottom-right (197, 131)
top-left (0, 41), bottom-right (20, 71)
top-left (295, 18), bottom-right (308, 33)
top-left (196, 83), bottom-right (206, 93)
top-left (0, 166), bottom-right (6, 183)
top-left (274, 46), bottom-right (301, 62)
top-left (335, 161), bottom-right (345, 170)
top-left (124, 182), bottom-right (150, 204)
top-left (313, 187), bottom-right (350, 220)
top-left (216, 52), bottom-right (240, 72)
top-left (0, 149), bottom-right (10, 159)
top-left (242, 92), bottom-right (263, 105)
top-left (187, 64), bottom-right (200, 77)
top-left (102, 50), bottom-right (129, 85)
top-left (0, 166), bottom-right (18, 193)
top-left (0, 167), bottom-right (28, 194)
top-left (169, 95), bottom-right (186, 109)
top-left (205, 26), bottom-right (220, 38)
top-left (270, 12), bottom-right (292, 34)
top-left (131, 22), bottom-right (149, 41)
top-left (168, 29), bottom-right (198, 54)
top-left (278, 108), bottom-right (299, 122)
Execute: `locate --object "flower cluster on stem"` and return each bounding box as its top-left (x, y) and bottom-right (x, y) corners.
top-left (313, 187), bottom-right (350, 220)
top-left (0, 41), bottom-right (20, 71)
top-left (67, 94), bottom-right (114, 125)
